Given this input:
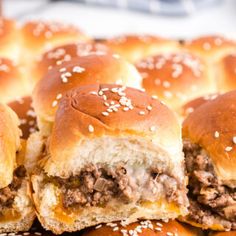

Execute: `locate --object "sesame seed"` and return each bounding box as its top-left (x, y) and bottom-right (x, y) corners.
top-left (214, 131), bottom-right (220, 138)
top-left (225, 146), bottom-right (233, 152)
top-left (23, 233), bottom-right (30, 236)
top-left (151, 95), bottom-right (158, 100)
top-left (233, 136), bottom-right (236, 144)
top-left (123, 107), bottom-right (129, 111)
top-left (90, 91), bottom-right (97, 95)
top-left (163, 91), bottom-right (173, 98)
top-left (59, 67), bottom-right (66, 72)
top-left (163, 81), bottom-right (171, 88)
top-left (203, 42), bottom-right (211, 50)
top-left (72, 66), bottom-right (85, 73)
top-left (150, 126), bottom-right (156, 132)
top-left (56, 93), bottom-right (62, 99)
top-left (95, 224), bottom-right (102, 229)
top-left (102, 111), bottom-right (109, 116)
top-left (156, 222), bottom-right (163, 227)
top-left (147, 105), bottom-right (152, 111)
top-left (155, 227), bottom-right (162, 231)
top-left (52, 100), bottom-right (58, 107)
top-left (139, 111), bottom-right (145, 115)
top-left (113, 227), bottom-right (119, 231)
top-left (104, 102), bottom-right (109, 107)
top-left (88, 125), bottom-right (94, 133)
top-left (167, 232), bottom-right (174, 236)
top-left (34, 233), bottom-right (42, 236)
top-left (98, 91), bottom-right (103, 96)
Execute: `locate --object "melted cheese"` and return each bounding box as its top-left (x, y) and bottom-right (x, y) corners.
top-left (0, 209), bottom-right (21, 222)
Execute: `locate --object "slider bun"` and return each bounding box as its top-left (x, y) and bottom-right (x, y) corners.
top-left (0, 18), bottom-right (20, 60)
top-left (182, 90), bottom-right (236, 187)
top-left (180, 93), bottom-right (219, 118)
top-left (104, 34), bottom-right (180, 63)
top-left (0, 103), bottom-right (21, 188)
top-left (33, 53), bottom-right (142, 135)
top-left (0, 58), bottom-right (29, 103)
top-left (216, 53), bottom-right (236, 92)
top-left (136, 53), bottom-right (214, 110)
top-left (8, 96), bottom-right (37, 139)
top-left (33, 42), bottom-right (110, 83)
top-left (183, 35), bottom-right (236, 63)
top-left (82, 220), bottom-right (203, 236)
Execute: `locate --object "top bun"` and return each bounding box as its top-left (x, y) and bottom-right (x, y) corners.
top-left (0, 103), bottom-right (21, 188)
top-left (82, 220), bottom-right (203, 236)
top-left (0, 18), bottom-right (20, 61)
top-left (136, 52), bottom-right (214, 110)
top-left (32, 42), bottom-right (110, 83)
top-left (33, 53), bottom-right (142, 135)
top-left (182, 90), bottom-right (236, 187)
top-left (209, 231), bottom-right (236, 236)
top-left (183, 35), bottom-right (236, 63)
top-left (104, 34), bottom-right (180, 63)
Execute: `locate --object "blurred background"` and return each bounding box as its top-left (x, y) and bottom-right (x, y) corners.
top-left (3, 0), bottom-right (236, 39)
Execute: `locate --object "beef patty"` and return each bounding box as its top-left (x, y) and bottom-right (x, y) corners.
top-left (184, 140), bottom-right (236, 230)
top-left (44, 163), bottom-right (187, 209)
top-left (0, 166), bottom-right (26, 213)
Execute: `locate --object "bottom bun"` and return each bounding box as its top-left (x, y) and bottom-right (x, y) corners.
top-left (82, 220), bottom-right (203, 236)
top-left (0, 179), bottom-right (35, 233)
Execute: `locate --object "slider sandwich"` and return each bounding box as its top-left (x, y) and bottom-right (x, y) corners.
top-left (31, 84), bottom-right (189, 234)
top-left (0, 103), bottom-right (34, 232)
top-left (182, 90), bottom-right (236, 231)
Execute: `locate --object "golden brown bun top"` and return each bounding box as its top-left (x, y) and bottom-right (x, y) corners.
top-left (0, 57), bottom-right (29, 103)
top-left (0, 103), bottom-right (21, 188)
top-left (21, 20), bottom-right (90, 53)
top-left (181, 93), bottom-right (220, 118)
top-left (184, 35), bottom-right (236, 61)
top-left (49, 84), bottom-right (180, 164)
top-left (183, 90), bottom-right (236, 186)
top-left (8, 96), bottom-right (37, 139)
top-left (82, 220), bottom-right (203, 236)
top-left (34, 42), bottom-right (110, 82)
top-left (33, 53), bottom-right (142, 123)
top-left (217, 53), bottom-right (236, 92)
top-left (137, 53), bottom-right (213, 110)
top-left (105, 34), bottom-right (180, 63)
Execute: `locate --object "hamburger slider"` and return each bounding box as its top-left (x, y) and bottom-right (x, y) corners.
top-left (182, 90), bottom-right (236, 231)
top-left (31, 84), bottom-right (189, 234)
top-left (0, 103), bottom-right (34, 232)
top-left (136, 52), bottom-right (214, 111)
top-left (104, 34), bottom-right (180, 63)
top-left (82, 220), bottom-right (204, 236)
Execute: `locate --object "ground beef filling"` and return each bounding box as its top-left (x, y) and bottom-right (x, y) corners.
top-left (0, 166), bottom-right (26, 213)
top-left (184, 141), bottom-right (236, 230)
top-left (45, 164), bottom-right (184, 209)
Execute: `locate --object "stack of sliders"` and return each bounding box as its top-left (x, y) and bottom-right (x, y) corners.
top-left (0, 16), bottom-right (235, 236)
